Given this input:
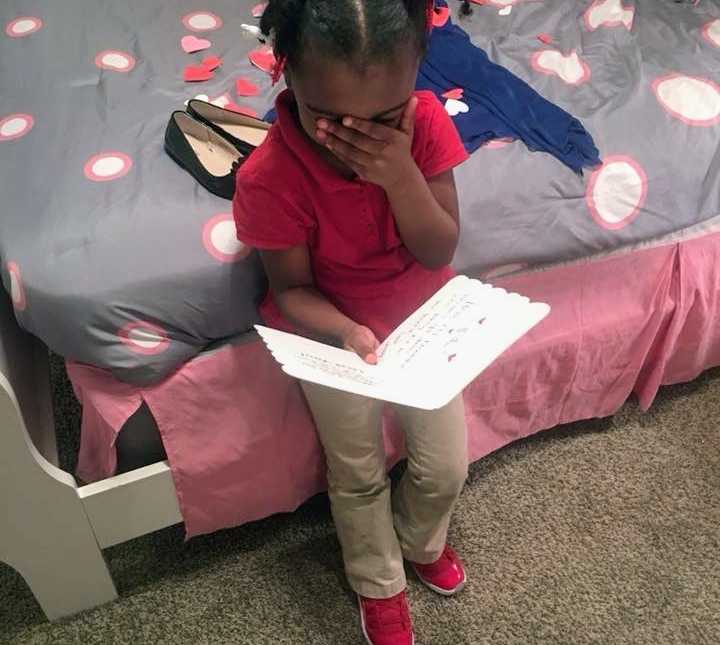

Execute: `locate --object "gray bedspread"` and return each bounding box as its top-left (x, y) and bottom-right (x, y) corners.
top-left (1, 0), bottom-right (719, 384)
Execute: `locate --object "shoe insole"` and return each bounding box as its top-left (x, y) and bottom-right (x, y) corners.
top-left (219, 123), bottom-right (269, 148)
top-left (186, 133), bottom-right (239, 177)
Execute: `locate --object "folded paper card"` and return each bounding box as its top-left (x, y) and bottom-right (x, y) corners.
top-left (256, 276), bottom-right (550, 410)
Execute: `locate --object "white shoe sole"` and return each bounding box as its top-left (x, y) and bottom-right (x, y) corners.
top-left (358, 594), bottom-right (415, 645)
top-left (412, 566), bottom-right (467, 597)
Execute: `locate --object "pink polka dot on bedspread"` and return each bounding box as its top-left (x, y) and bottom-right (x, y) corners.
top-left (0, 114), bottom-right (34, 141)
top-left (6, 262), bottom-right (27, 311)
top-left (203, 213), bottom-right (251, 263)
top-left (5, 16), bottom-right (43, 38)
top-left (530, 49), bottom-right (591, 85)
top-left (118, 322), bottom-right (170, 355)
top-left (182, 11), bottom-right (223, 32)
top-left (84, 152), bottom-right (133, 182)
top-left (583, 0), bottom-right (634, 31)
top-left (702, 19), bottom-right (720, 48)
top-left (586, 156), bottom-right (647, 231)
top-left (652, 74), bottom-right (720, 127)
top-left (95, 50), bottom-right (136, 72)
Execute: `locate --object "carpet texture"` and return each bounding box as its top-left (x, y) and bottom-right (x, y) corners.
top-left (1, 358), bottom-right (719, 645)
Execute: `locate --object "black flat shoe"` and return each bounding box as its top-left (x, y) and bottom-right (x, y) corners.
top-left (164, 111), bottom-right (245, 200)
top-left (187, 99), bottom-right (271, 156)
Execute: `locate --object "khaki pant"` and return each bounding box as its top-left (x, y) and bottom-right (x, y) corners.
top-left (301, 382), bottom-right (468, 599)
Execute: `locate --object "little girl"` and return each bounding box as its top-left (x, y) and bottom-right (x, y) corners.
top-left (234, 2), bottom-right (469, 643)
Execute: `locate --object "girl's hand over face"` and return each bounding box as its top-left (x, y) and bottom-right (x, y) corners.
top-left (316, 96), bottom-right (419, 190)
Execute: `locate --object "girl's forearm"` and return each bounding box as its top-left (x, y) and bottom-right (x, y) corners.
top-left (275, 286), bottom-right (356, 346)
top-left (385, 166), bottom-right (459, 269)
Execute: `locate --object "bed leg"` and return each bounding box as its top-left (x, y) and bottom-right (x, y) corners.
top-left (3, 503), bottom-right (119, 621)
top-left (0, 373), bottom-right (118, 620)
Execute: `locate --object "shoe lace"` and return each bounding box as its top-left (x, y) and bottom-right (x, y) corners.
top-left (364, 594), bottom-right (410, 632)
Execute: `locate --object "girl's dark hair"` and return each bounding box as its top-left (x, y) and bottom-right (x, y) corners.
top-left (460, 0), bottom-right (473, 16)
top-left (259, 0), bottom-right (430, 72)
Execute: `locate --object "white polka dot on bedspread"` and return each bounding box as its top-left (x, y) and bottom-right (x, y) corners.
top-left (531, 50), bottom-right (591, 85)
top-left (119, 322), bottom-right (169, 355)
top-left (584, 0), bottom-right (634, 31)
top-left (653, 74), bottom-right (720, 127)
top-left (0, 114), bottom-right (34, 141)
top-left (702, 19), bottom-right (720, 48)
top-left (203, 213), bottom-right (250, 263)
top-left (84, 152), bottom-right (133, 182)
top-left (5, 16), bottom-right (43, 37)
top-left (586, 156), bottom-right (647, 230)
top-left (95, 50), bottom-right (136, 72)
top-left (182, 12), bottom-right (223, 32)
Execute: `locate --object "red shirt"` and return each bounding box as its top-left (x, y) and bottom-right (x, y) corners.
top-left (233, 89), bottom-right (469, 341)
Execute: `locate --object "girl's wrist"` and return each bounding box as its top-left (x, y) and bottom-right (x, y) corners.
top-left (385, 161), bottom-right (423, 195)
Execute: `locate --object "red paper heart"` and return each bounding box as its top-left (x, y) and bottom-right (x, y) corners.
top-left (251, 2), bottom-right (268, 18)
top-left (184, 64), bottom-right (214, 82)
top-left (249, 47), bottom-right (276, 75)
top-left (235, 78), bottom-right (260, 97)
top-left (432, 7), bottom-right (450, 27)
top-left (202, 55), bottom-right (223, 71)
top-left (181, 35), bottom-right (211, 53)
top-left (537, 33), bottom-right (553, 45)
top-left (442, 88), bottom-right (464, 100)
top-left (226, 102), bottom-right (258, 118)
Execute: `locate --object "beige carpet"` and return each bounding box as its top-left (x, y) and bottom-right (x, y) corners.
top-left (2, 363), bottom-right (719, 645)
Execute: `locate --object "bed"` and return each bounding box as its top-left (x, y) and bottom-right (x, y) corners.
top-left (2, 0), bottom-right (720, 620)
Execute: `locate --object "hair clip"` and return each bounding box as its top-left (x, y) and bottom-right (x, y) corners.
top-left (271, 54), bottom-right (286, 85)
top-left (426, 0), bottom-right (435, 31)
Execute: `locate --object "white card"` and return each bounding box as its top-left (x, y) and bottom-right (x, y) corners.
top-left (256, 276), bottom-right (550, 409)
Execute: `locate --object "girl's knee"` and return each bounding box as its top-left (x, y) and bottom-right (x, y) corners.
top-left (413, 457), bottom-right (468, 499)
top-left (328, 463), bottom-right (389, 498)
top-left (437, 460), bottom-right (468, 497)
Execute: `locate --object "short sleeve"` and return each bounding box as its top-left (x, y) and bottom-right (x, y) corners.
top-left (233, 171), bottom-right (314, 249)
top-left (412, 92), bottom-right (469, 179)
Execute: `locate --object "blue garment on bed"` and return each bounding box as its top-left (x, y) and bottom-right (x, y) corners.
top-left (417, 4), bottom-right (600, 173)
top-left (265, 3), bottom-right (600, 174)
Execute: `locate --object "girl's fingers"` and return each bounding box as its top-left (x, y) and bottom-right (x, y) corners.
top-left (319, 122), bottom-right (385, 154)
top-left (324, 133), bottom-right (372, 166)
top-left (364, 334), bottom-right (380, 364)
top-left (350, 344), bottom-right (378, 364)
top-left (363, 331), bottom-right (380, 364)
top-left (328, 146), bottom-right (365, 177)
top-left (400, 96), bottom-right (418, 136)
top-left (341, 116), bottom-right (394, 142)
top-left (345, 330), bottom-right (380, 364)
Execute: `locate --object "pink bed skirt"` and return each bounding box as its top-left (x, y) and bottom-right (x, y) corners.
top-left (68, 232), bottom-right (720, 538)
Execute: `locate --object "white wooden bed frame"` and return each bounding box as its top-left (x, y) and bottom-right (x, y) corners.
top-left (0, 288), bottom-right (184, 620)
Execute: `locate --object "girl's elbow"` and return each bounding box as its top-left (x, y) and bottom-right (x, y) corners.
top-left (418, 247), bottom-right (457, 270)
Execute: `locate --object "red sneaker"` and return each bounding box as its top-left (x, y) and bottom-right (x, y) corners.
top-left (411, 545), bottom-right (467, 596)
top-left (358, 591), bottom-right (415, 645)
